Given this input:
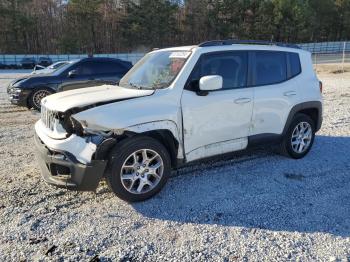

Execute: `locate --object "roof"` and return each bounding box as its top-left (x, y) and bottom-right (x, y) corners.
top-left (152, 40), bottom-right (308, 54)
top-left (79, 57), bottom-right (131, 63)
top-left (198, 39), bottom-right (300, 49)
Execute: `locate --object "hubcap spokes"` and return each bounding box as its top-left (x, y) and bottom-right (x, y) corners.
top-left (291, 122), bottom-right (312, 154)
top-left (33, 90), bottom-right (50, 108)
top-left (120, 149), bottom-right (164, 194)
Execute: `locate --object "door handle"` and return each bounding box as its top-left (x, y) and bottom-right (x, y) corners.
top-left (234, 98), bottom-right (251, 104)
top-left (284, 91), bottom-right (297, 97)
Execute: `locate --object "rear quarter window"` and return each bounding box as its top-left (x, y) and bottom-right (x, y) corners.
top-left (289, 52), bottom-right (302, 77)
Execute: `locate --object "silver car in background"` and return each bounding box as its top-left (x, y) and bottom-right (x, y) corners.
top-left (31, 61), bottom-right (69, 75)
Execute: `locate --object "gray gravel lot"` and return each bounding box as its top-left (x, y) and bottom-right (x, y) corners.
top-left (0, 68), bottom-right (349, 261)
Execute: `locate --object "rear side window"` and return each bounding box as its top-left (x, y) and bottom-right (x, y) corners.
top-left (98, 61), bottom-right (128, 74)
top-left (289, 52), bottom-right (301, 77)
top-left (75, 60), bottom-right (128, 75)
top-left (187, 51), bottom-right (248, 90)
top-left (75, 61), bottom-right (98, 75)
top-left (254, 51), bottom-right (287, 86)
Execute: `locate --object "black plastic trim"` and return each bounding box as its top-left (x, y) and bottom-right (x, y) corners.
top-left (282, 101), bottom-right (323, 134)
top-left (248, 133), bottom-right (282, 147)
top-left (34, 134), bottom-right (107, 191)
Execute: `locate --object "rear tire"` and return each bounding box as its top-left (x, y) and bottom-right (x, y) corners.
top-left (29, 88), bottom-right (53, 111)
top-left (280, 113), bottom-right (315, 159)
top-left (106, 136), bottom-right (171, 202)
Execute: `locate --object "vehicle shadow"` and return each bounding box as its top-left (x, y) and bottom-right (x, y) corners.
top-left (132, 135), bottom-right (350, 237)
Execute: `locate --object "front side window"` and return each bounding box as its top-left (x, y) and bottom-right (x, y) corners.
top-left (54, 60), bottom-right (79, 76)
top-left (254, 51), bottom-right (287, 86)
top-left (187, 51), bottom-right (248, 91)
top-left (119, 51), bottom-right (191, 90)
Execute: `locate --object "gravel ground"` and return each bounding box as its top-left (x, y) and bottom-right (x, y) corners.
top-left (0, 67), bottom-right (349, 261)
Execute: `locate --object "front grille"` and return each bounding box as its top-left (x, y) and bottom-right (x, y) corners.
top-left (41, 105), bottom-right (57, 131)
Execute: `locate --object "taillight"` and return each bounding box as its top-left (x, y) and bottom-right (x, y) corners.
top-left (319, 81), bottom-right (323, 93)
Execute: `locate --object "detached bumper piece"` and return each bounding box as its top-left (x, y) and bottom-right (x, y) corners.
top-left (34, 134), bottom-right (107, 191)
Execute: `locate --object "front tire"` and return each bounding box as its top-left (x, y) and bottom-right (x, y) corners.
top-left (106, 136), bottom-right (171, 202)
top-left (29, 88), bottom-right (53, 111)
top-left (280, 113), bottom-right (315, 159)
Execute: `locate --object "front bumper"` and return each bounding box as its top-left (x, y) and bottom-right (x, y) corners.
top-left (34, 133), bottom-right (107, 191)
top-left (7, 86), bottom-right (31, 107)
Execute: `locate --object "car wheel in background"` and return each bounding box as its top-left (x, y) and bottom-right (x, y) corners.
top-left (29, 88), bottom-right (53, 111)
top-left (280, 113), bottom-right (315, 159)
top-left (106, 136), bottom-right (171, 202)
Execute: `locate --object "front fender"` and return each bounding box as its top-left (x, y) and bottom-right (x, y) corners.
top-left (124, 120), bottom-right (184, 159)
top-left (72, 93), bottom-right (184, 158)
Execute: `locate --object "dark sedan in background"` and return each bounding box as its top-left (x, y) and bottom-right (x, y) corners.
top-left (7, 57), bottom-right (133, 110)
top-left (21, 57), bottom-right (37, 69)
top-left (37, 57), bottom-right (53, 67)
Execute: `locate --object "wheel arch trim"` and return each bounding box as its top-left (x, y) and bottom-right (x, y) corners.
top-left (122, 120), bottom-right (184, 162)
top-left (282, 101), bottom-right (323, 135)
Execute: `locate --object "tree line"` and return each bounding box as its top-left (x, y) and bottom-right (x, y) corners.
top-left (0, 0), bottom-right (349, 54)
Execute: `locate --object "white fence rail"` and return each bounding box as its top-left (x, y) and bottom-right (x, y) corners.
top-left (0, 41), bottom-right (349, 68)
top-left (299, 41), bottom-right (350, 66)
top-left (299, 41), bottom-right (350, 54)
top-left (0, 53), bottom-right (145, 67)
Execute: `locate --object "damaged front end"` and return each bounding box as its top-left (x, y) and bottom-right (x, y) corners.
top-left (35, 104), bottom-right (121, 191)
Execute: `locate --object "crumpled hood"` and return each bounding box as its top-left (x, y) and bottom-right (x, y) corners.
top-left (41, 85), bottom-right (154, 112)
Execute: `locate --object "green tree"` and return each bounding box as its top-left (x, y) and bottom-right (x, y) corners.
top-left (121, 0), bottom-right (179, 50)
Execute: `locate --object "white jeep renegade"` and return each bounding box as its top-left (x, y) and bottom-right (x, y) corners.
top-left (34, 40), bottom-right (323, 202)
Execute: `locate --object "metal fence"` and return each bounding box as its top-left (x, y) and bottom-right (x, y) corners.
top-left (0, 41), bottom-right (349, 68)
top-left (298, 41), bottom-right (349, 54)
top-left (298, 41), bottom-right (350, 66)
top-left (0, 53), bottom-right (145, 67)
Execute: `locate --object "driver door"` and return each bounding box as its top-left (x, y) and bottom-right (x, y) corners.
top-left (181, 51), bottom-right (253, 162)
top-left (60, 61), bottom-right (99, 91)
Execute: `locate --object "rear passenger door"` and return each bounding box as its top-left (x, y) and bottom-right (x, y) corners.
top-left (250, 51), bottom-right (302, 136)
top-left (94, 61), bottom-right (130, 85)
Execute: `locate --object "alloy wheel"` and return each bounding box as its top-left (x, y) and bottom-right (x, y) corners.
top-left (32, 90), bottom-right (51, 109)
top-left (290, 122), bottom-right (313, 154)
top-left (120, 149), bottom-right (164, 194)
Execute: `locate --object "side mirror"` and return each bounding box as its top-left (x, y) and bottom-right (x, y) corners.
top-left (198, 75), bottom-right (223, 96)
top-left (68, 70), bottom-right (77, 78)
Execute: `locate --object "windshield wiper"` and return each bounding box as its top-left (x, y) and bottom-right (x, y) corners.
top-left (151, 82), bottom-right (167, 89)
top-left (128, 82), bottom-right (151, 90)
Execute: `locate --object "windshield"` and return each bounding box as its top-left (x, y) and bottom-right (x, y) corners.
top-left (51, 60), bottom-right (78, 76)
top-left (119, 50), bottom-right (191, 89)
top-left (48, 61), bottom-right (68, 70)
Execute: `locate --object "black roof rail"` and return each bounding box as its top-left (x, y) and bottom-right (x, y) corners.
top-left (198, 39), bottom-right (301, 49)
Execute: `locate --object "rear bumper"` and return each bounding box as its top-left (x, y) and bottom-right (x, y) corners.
top-left (34, 133), bottom-right (107, 191)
